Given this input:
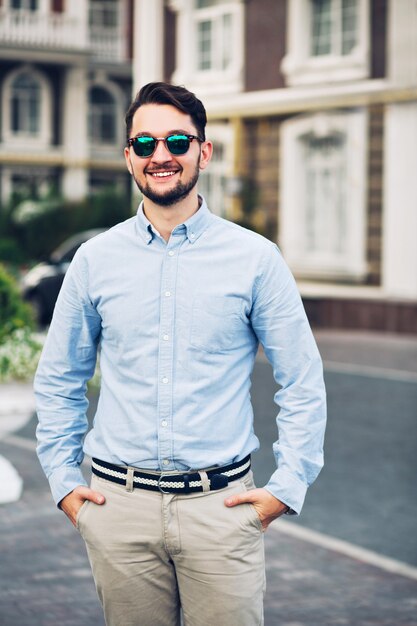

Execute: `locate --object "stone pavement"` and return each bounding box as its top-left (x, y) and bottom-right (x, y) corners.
top-left (1, 330), bottom-right (417, 625)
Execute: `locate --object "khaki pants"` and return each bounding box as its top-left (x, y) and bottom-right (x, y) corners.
top-left (77, 470), bottom-right (265, 626)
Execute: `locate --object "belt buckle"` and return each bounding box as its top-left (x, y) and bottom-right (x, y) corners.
top-left (158, 473), bottom-right (173, 494)
top-left (158, 473), bottom-right (192, 494)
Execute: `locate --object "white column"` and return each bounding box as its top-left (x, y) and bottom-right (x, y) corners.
top-left (65, 0), bottom-right (89, 49)
top-left (133, 0), bottom-right (164, 92)
top-left (169, 0), bottom-right (194, 86)
top-left (382, 0), bottom-right (417, 299)
top-left (387, 0), bottom-right (417, 86)
top-left (382, 102), bottom-right (417, 299)
top-left (1, 168), bottom-right (12, 207)
top-left (61, 65), bottom-right (89, 200)
top-left (38, 0), bottom-right (49, 15)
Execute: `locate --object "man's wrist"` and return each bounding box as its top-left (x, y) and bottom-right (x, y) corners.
top-left (283, 505), bottom-right (296, 515)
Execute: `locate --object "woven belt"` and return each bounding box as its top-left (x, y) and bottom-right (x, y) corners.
top-left (91, 455), bottom-right (251, 494)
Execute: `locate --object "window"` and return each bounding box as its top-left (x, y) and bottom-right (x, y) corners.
top-left (281, 0), bottom-right (369, 86)
top-left (2, 66), bottom-right (52, 148)
top-left (311, 0), bottom-right (357, 57)
top-left (195, 1), bottom-right (234, 73)
top-left (2, 167), bottom-right (57, 207)
top-left (10, 73), bottom-right (40, 135)
top-left (169, 0), bottom-right (244, 96)
top-left (89, 86), bottom-right (117, 144)
top-left (198, 123), bottom-right (234, 217)
top-left (280, 111), bottom-right (368, 280)
top-left (303, 133), bottom-right (347, 256)
top-left (89, 0), bottom-right (118, 28)
top-left (10, 0), bottom-right (39, 9)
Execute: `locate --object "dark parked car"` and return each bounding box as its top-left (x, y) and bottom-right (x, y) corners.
top-left (21, 229), bottom-right (105, 325)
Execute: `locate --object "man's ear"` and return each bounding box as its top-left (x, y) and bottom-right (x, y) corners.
top-left (124, 147), bottom-right (133, 175)
top-left (199, 141), bottom-right (213, 171)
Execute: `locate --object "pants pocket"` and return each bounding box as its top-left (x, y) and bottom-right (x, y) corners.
top-left (75, 499), bottom-right (90, 532)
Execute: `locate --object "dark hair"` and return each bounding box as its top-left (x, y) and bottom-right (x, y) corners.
top-left (125, 82), bottom-right (207, 143)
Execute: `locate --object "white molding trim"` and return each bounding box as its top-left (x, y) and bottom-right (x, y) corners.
top-left (2, 64), bottom-right (52, 149)
top-left (281, 0), bottom-right (370, 86)
top-left (202, 80), bottom-right (417, 120)
top-left (280, 109), bottom-right (368, 281)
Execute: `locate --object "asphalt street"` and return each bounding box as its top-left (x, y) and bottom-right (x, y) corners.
top-left (0, 330), bottom-right (416, 625)
top-left (251, 352), bottom-right (417, 566)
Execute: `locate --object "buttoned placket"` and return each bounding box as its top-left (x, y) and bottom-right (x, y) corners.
top-left (156, 232), bottom-right (186, 470)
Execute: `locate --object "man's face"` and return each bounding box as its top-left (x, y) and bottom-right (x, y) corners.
top-left (124, 104), bottom-right (212, 207)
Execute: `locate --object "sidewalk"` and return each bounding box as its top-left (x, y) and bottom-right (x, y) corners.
top-left (1, 330), bottom-right (417, 625)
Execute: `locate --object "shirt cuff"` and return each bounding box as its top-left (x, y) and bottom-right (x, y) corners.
top-left (263, 468), bottom-right (308, 516)
top-left (48, 465), bottom-right (88, 507)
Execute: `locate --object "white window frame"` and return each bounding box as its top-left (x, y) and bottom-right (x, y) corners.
top-left (169, 0), bottom-right (244, 96)
top-left (280, 110), bottom-right (368, 280)
top-left (6, 0), bottom-right (49, 12)
top-left (198, 123), bottom-right (234, 217)
top-left (88, 79), bottom-right (126, 156)
top-left (2, 65), bottom-right (52, 149)
top-left (1, 165), bottom-right (57, 206)
top-left (281, 0), bottom-right (370, 86)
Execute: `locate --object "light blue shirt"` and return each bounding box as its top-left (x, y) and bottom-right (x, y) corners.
top-left (34, 198), bottom-right (326, 513)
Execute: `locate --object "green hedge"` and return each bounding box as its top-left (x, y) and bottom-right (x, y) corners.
top-left (0, 188), bottom-right (133, 263)
top-left (0, 263), bottom-right (34, 344)
top-left (0, 238), bottom-right (25, 264)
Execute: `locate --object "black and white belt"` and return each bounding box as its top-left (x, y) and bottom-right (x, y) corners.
top-left (91, 455), bottom-right (251, 494)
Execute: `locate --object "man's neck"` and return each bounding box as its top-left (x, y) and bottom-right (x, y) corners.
top-left (143, 192), bottom-right (201, 242)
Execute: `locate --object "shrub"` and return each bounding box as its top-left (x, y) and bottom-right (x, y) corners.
top-left (0, 238), bottom-right (25, 264)
top-left (0, 264), bottom-right (34, 344)
top-left (0, 327), bottom-right (42, 382)
top-left (11, 188), bottom-right (132, 260)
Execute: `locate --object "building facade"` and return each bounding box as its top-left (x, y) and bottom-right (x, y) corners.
top-left (1, 0), bottom-right (416, 333)
top-left (0, 0), bottom-right (133, 205)
top-left (134, 0), bottom-right (417, 333)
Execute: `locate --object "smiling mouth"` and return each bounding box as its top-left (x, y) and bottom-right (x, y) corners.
top-left (147, 170), bottom-right (179, 178)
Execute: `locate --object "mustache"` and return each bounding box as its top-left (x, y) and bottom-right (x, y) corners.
top-left (145, 164), bottom-right (181, 174)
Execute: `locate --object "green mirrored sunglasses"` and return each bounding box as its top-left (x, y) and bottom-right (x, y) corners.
top-left (127, 134), bottom-right (203, 158)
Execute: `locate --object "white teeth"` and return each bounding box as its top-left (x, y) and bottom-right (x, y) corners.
top-left (151, 171), bottom-right (176, 178)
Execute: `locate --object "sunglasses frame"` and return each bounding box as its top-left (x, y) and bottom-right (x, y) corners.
top-left (127, 134), bottom-right (203, 158)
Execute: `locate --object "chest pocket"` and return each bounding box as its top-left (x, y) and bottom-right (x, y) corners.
top-left (190, 295), bottom-right (242, 353)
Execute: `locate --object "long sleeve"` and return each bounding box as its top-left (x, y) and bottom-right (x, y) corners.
top-left (250, 244), bottom-right (327, 514)
top-left (34, 248), bottom-right (102, 505)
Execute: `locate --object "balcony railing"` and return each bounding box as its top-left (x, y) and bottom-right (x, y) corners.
top-left (0, 8), bottom-right (87, 50)
top-left (89, 26), bottom-right (126, 62)
top-left (0, 9), bottom-right (127, 62)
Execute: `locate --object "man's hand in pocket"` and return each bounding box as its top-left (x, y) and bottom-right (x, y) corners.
top-left (59, 486), bottom-right (105, 527)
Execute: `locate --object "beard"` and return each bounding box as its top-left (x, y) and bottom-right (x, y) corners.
top-left (133, 161), bottom-right (200, 207)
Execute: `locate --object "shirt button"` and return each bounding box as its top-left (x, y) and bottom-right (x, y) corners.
top-left (163, 459), bottom-right (170, 466)
top-left (162, 377), bottom-right (169, 384)
top-left (163, 334), bottom-right (169, 341)
top-left (168, 250), bottom-right (175, 257)
top-left (165, 291), bottom-right (171, 297)
top-left (161, 420), bottom-right (168, 427)
top-left (190, 233), bottom-right (195, 240)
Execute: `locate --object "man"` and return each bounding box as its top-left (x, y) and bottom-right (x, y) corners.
top-left (35, 82), bottom-right (326, 626)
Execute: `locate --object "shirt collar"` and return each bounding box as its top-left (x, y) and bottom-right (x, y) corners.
top-left (135, 196), bottom-right (212, 245)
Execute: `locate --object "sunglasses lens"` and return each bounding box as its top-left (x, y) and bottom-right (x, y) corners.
top-left (133, 136), bottom-right (156, 157)
top-left (166, 135), bottom-right (191, 155)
